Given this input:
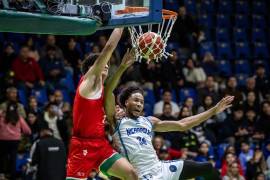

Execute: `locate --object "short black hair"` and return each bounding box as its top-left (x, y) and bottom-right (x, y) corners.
top-left (81, 53), bottom-right (100, 75)
top-left (118, 86), bottom-right (144, 108)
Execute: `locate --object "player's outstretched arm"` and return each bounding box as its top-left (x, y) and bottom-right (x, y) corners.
top-left (151, 96), bottom-right (234, 132)
top-left (79, 28), bottom-right (123, 97)
top-left (104, 48), bottom-right (136, 127)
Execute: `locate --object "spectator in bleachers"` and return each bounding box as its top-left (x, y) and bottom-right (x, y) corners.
top-left (25, 37), bottom-right (40, 61)
top-left (197, 95), bottom-right (224, 143)
top-left (182, 58), bottom-right (206, 87)
top-left (11, 46), bottom-right (45, 93)
top-left (53, 90), bottom-right (71, 120)
top-left (222, 161), bottom-right (245, 180)
top-left (198, 76), bottom-right (220, 104)
top-left (121, 62), bottom-right (142, 84)
top-left (172, 6), bottom-right (199, 48)
top-left (157, 102), bottom-right (182, 149)
top-left (221, 105), bottom-right (247, 145)
top-left (239, 141), bottom-right (254, 173)
top-left (201, 52), bottom-right (219, 77)
top-left (255, 64), bottom-right (270, 100)
top-left (63, 37), bottom-right (82, 76)
top-left (0, 87), bottom-right (26, 118)
top-left (195, 142), bottom-right (214, 163)
top-left (26, 110), bottom-right (42, 142)
top-left (221, 153), bottom-right (244, 178)
top-left (153, 90), bottom-right (180, 117)
top-left (152, 136), bottom-right (182, 161)
top-left (0, 102), bottom-right (31, 180)
top-left (243, 91), bottom-right (260, 113)
top-left (41, 103), bottom-right (68, 145)
top-left (183, 97), bottom-right (196, 115)
top-left (222, 76), bottom-right (243, 106)
top-left (40, 35), bottom-right (64, 60)
top-left (26, 96), bottom-right (42, 116)
top-left (246, 146), bottom-right (267, 180)
top-left (243, 77), bottom-right (260, 101)
top-left (39, 45), bottom-right (66, 91)
top-left (30, 126), bottom-right (66, 180)
top-left (160, 50), bottom-right (185, 101)
top-left (255, 101), bottom-right (270, 140)
top-left (0, 42), bottom-right (17, 76)
top-left (244, 109), bottom-right (262, 143)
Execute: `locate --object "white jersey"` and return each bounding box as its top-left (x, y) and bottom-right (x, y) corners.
top-left (113, 116), bottom-right (184, 180)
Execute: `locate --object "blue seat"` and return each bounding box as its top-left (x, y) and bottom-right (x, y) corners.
top-left (218, 60), bottom-right (232, 77)
top-left (6, 33), bottom-right (27, 45)
top-left (233, 28), bottom-right (247, 42)
top-left (235, 0), bottom-right (249, 14)
top-left (164, 0), bottom-right (180, 12)
top-left (179, 88), bottom-right (197, 103)
top-left (236, 74), bottom-right (249, 87)
top-left (216, 14), bottom-right (231, 28)
top-left (252, 28), bottom-right (266, 42)
top-left (218, 0), bottom-right (232, 14)
top-left (18, 89), bottom-right (27, 107)
top-left (167, 42), bottom-right (180, 51)
top-left (252, 15), bottom-right (266, 28)
top-left (199, 14), bottom-right (214, 28)
top-left (200, 0), bottom-right (215, 13)
top-left (84, 42), bottom-right (93, 53)
top-left (253, 42), bottom-right (269, 59)
top-left (235, 42), bottom-right (250, 59)
top-left (60, 70), bottom-right (75, 93)
top-left (60, 89), bottom-right (71, 104)
top-left (234, 60), bottom-right (251, 74)
top-left (144, 89), bottom-right (156, 106)
top-left (199, 41), bottom-right (215, 57)
top-left (185, 0), bottom-right (196, 15)
top-left (216, 28), bottom-right (230, 42)
top-left (144, 103), bottom-right (153, 116)
top-left (252, 0), bottom-right (266, 14)
top-left (216, 42), bottom-right (233, 59)
top-left (234, 14), bottom-right (249, 28)
top-left (31, 88), bottom-right (48, 105)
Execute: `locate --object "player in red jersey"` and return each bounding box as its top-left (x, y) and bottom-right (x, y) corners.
top-left (66, 28), bottom-right (138, 180)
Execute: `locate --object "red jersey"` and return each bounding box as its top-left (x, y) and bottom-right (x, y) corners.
top-left (72, 78), bottom-right (105, 138)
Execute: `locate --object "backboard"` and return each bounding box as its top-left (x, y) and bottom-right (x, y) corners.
top-left (0, 0), bottom-right (162, 35)
top-left (83, 0), bottom-right (163, 29)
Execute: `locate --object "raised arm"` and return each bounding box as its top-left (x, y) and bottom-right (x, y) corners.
top-left (79, 28), bottom-right (123, 98)
top-left (151, 96), bottom-right (234, 132)
top-left (104, 48), bottom-right (136, 127)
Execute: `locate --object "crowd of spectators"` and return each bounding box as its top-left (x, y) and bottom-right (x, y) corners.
top-left (0, 0), bottom-right (270, 179)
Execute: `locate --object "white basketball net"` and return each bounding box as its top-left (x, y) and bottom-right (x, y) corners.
top-left (129, 12), bottom-right (177, 63)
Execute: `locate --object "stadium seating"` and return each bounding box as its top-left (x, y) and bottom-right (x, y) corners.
top-left (235, 42), bottom-right (250, 59)
top-left (233, 28), bottom-right (247, 42)
top-left (31, 88), bottom-right (48, 105)
top-left (253, 42), bottom-right (269, 58)
top-left (199, 41), bottom-right (215, 57)
top-left (215, 28), bottom-right (230, 42)
top-left (234, 14), bottom-right (249, 28)
top-left (234, 60), bottom-right (251, 75)
top-left (251, 28), bottom-right (266, 42)
top-left (235, 0), bottom-right (249, 14)
top-left (216, 42), bottom-right (233, 59)
top-left (217, 60), bottom-right (232, 77)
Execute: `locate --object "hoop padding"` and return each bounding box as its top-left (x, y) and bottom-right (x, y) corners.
top-left (125, 8), bottom-right (177, 62)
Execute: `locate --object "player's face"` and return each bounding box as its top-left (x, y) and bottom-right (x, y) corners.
top-left (126, 92), bottom-right (144, 118)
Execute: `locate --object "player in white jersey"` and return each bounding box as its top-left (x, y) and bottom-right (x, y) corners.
top-left (104, 50), bottom-right (233, 180)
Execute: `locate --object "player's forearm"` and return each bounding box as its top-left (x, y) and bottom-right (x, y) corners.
top-left (104, 64), bottom-right (127, 125)
top-left (106, 28), bottom-right (124, 50)
top-left (178, 106), bottom-right (217, 130)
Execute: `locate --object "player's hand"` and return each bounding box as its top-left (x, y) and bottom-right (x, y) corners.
top-left (214, 96), bottom-right (234, 114)
top-left (115, 105), bottom-right (125, 119)
top-left (120, 48), bottom-right (136, 68)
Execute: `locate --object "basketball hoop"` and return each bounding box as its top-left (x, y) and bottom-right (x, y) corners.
top-left (116, 7), bottom-right (178, 62)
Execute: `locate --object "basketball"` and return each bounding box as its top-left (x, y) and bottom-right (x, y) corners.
top-left (137, 32), bottom-right (164, 60)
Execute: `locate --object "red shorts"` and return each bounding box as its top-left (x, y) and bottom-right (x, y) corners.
top-left (66, 136), bottom-right (121, 179)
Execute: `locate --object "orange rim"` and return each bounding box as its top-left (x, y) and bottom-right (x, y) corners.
top-left (115, 7), bottom-right (177, 20)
